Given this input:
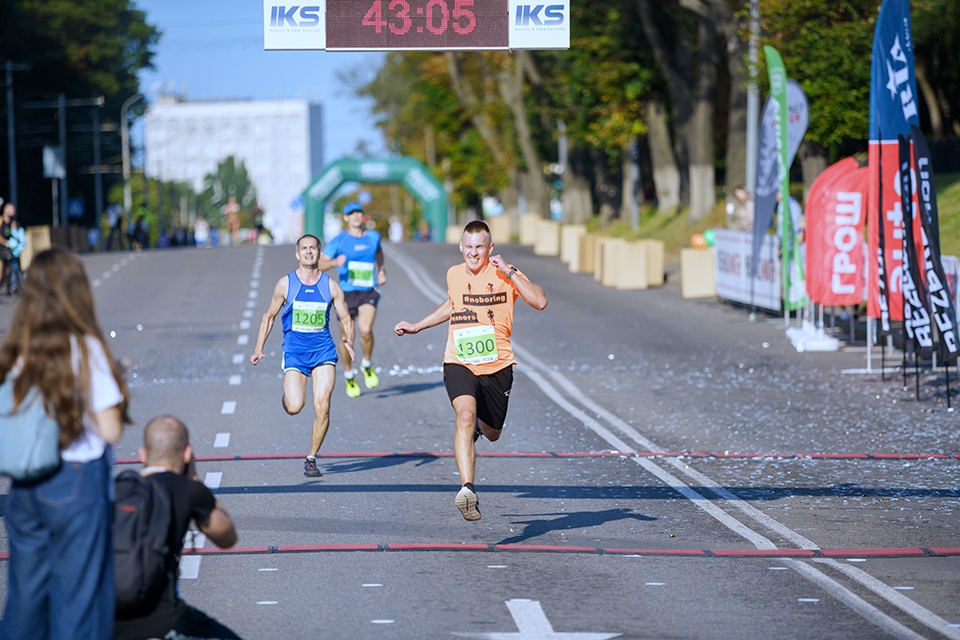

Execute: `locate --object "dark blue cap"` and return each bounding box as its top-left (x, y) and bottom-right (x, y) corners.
top-left (344, 201), bottom-right (364, 215)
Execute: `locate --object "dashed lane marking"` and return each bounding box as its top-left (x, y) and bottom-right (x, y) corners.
top-left (220, 401), bottom-right (236, 414)
top-left (229, 374), bottom-right (242, 385)
top-left (237, 335), bottom-right (249, 346)
top-left (214, 433), bottom-right (231, 448)
top-left (204, 472), bottom-right (222, 489)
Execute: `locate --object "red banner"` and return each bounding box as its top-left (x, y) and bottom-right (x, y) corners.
top-left (806, 158), bottom-right (869, 306)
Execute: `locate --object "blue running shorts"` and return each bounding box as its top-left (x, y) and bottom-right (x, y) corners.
top-left (282, 350), bottom-right (337, 376)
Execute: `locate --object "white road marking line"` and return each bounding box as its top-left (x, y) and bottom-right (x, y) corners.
top-left (250, 280), bottom-right (259, 288)
top-left (453, 599), bottom-right (620, 639)
top-left (239, 320), bottom-right (251, 330)
top-left (92, 279), bottom-right (101, 287)
top-left (232, 354), bottom-right (244, 364)
top-left (203, 472), bottom-right (222, 489)
top-left (221, 401), bottom-right (236, 414)
top-left (237, 335), bottom-right (249, 346)
top-left (645, 582), bottom-right (665, 586)
top-left (371, 620), bottom-right (394, 624)
top-left (111, 263), bottom-right (121, 271)
top-left (214, 433), bottom-right (231, 448)
top-left (769, 567), bottom-right (789, 570)
top-left (257, 601), bottom-right (278, 605)
top-left (102, 271), bottom-right (111, 279)
top-left (362, 584), bottom-right (383, 587)
top-left (179, 556), bottom-right (201, 580)
top-left (229, 374), bottom-right (242, 385)
top-left (798, 599), bottom-right (820, 603)
top-left (784, 561), bottom-right (927, 640)
top-left (246, 300), bottom-right (256, 308)
top-left (388, 243), bottom-right (947, 638)
top-left (814, 559), bottom-right (960, 640)
top-left (243, 309), bottom-right (254, 318)
top-left (259, 568), bottom-right (278, 572)
top-left (847, 558), bottom-right (867, 562)
top-left (487, 566), bottom-right (508, 569)
top-left (247, 290), bottom-right (258, 299)
top-left (893, 586), bottom-right (915, 591)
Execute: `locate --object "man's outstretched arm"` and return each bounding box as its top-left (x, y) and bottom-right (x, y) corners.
top-left (250, 276), bottom-right (287, 365)
top-left (394, 299), bottom-right (452, 336)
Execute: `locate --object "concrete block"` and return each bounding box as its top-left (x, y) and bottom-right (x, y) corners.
top-left (446, 225), bottom-right (461, 244)
top-left (616, 241), bottom-right (649, 290)
top-left (21, 225), bottom-right (51, 270)
top-left (519, 213), bottom-right (540, 246)
top-left (681, 248), bottom-right (716, 298)
top-left (597, 237), bottom-right (625, 286)
top-left (638, 239), bottom-right (665, 286)
top-left (533, 220), bottom-right (560, 256)
top-left (560, 224), bottom-right (586, 268)
top-left (488, 215), bottom-right (511, 244)
top-left (578, 233), bottom-right (605, 274)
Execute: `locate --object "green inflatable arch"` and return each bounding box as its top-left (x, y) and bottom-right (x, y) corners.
top-left (302, 157), bottom-right (449, 241)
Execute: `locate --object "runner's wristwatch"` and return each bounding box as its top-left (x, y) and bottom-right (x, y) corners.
top-left (506, 266), bottom-right (516, 279)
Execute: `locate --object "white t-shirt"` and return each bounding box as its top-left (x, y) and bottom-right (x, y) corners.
top-left (60, 335), bottom-right (124, 462)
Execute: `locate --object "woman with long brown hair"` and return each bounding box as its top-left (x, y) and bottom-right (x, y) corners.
top-left (0, 248), bottom-right (131, 640)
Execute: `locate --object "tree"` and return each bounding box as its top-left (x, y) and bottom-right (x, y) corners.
top-left (0, 0), bottom-right (159, 226)
top-left (196, 156), bottom-right (257, 229)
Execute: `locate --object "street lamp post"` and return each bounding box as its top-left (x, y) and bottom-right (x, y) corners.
top-left (121, 93), bottom-right (144, 228)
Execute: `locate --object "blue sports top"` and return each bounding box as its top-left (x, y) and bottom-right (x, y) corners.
top-left (322, 230), bottom-right (381, 293)
top-left (280, 271), bottom-right (335, 353)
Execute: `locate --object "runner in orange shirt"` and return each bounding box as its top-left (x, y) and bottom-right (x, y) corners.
top-left (394, 220), bottom-right (547, 521)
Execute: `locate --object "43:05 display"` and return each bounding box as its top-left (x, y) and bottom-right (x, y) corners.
top-left (361, 0), bottom-right (477, 36)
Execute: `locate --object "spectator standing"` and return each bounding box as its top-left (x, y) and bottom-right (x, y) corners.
top-left (388, 215), bottom-right (404, 243)
top-left (194, 216), bottom-right (210, 248)
top-left (0, 247), bottom-right (131, 640)
top-left (112, 416), bottom-right (241, 640)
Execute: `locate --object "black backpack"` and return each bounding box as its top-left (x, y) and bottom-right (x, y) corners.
top-left (113, 470), bottom-right (173, 615)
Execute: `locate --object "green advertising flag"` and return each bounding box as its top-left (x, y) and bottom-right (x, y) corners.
top-left (764, 45), bottom-right (805, 311)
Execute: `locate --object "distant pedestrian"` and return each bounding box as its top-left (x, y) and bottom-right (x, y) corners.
top-left (194, 216), bottom-right (210, 248)
top-left (112, 416), bottom-right (241, 640)
top-left (0, 247), bottom-right (131, 640)
top-left (388, 215), bottom-right (404, 243)
top-left (394, 220), bottom-right (547, 521)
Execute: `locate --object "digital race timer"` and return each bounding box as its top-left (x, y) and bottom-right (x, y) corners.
top-left (263, 0), bottom-right (570, 51)
top-left (327, 0), bottom-right (507, 49)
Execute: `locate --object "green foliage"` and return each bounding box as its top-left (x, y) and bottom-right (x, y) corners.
top-left (359, 52), bottom-right (509, 211)
top-left (533, 0), bottom-right (653, 165)
top-left (934, 172), bottom-right (960, 258)
top-left (106, 172), bottom-right (193, 248)
top-left (759, 0), bottom-right (876, 148)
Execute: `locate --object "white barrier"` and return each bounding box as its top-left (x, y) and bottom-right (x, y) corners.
top-left (713, 229), bottom-right (780, 311)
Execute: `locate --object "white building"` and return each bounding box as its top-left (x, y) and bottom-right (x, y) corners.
top-left (144, 97), bottom-right (323, 243)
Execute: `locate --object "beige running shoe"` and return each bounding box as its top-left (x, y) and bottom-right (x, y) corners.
top-left (455, 486), bottom-right (481, 521)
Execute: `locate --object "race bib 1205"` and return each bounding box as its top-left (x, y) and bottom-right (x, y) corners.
top-left (292, 300), bottom-right (326, 333)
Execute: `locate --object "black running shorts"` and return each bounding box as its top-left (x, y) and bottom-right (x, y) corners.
top-left (342, 289), bottom-right (380, 318)
top-left (443, 363), bottom-right (514, 431)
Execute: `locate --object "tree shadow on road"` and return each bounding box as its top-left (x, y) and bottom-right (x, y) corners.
top-left (496, 508), bottom-right (656, 545)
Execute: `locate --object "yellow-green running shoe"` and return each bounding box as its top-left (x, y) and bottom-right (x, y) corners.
top-left (345, 376), bottom-right (361, 398)
top-left (362, 365), bottom-right (379, 389)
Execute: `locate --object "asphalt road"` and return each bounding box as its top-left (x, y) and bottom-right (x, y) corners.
top-left (1, 239), bottom-right (958, 639)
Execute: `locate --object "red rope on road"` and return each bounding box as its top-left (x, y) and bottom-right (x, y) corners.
top-left (113, 451), bottom-right (960, 465)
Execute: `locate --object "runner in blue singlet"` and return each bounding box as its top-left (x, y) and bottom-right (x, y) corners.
top-left (250, 234), bottom-right (355, 477)
top-left (322, 201), bottom-right (386, 398)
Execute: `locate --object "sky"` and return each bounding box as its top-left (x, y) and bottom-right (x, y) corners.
top-left (131, 0), bottom-right (387, 166)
